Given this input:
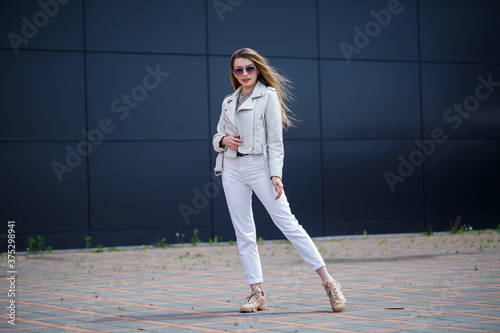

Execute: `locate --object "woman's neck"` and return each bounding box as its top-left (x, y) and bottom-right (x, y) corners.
top-left (241, 82), bottom-right (257, 94)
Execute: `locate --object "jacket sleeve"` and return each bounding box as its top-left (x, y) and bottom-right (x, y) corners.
top-left (265, 89), bottom-right (284, 179)
top-left (213, 100), bottom-right (228, 153)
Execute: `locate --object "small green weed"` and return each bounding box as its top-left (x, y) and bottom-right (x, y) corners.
top-left (85, 236), bottom-right (92, 249)
top-left (191, 229), bottom-right (201, 246)
top-left (209, 235), bottom-right (219, 244)
top-left (257, 236), bottom-right (264, 245)
top-left (426, 222), bottom-right (433, 236)
top-left (27, 235), bottom-right (52, 254)
top-left (153, 237), bottom-right (170, 248)
top-left (228, 239), bottom-right (235, 245)
top-left (27, 237), bottom-right (36, 253)
top-left (451, 214), bottom-right (473, 234)
top-left (93, 243), bottom-right (104, 253)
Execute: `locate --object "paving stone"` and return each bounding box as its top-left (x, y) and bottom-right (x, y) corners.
top-left (1, 231), bottom-right (499, 332)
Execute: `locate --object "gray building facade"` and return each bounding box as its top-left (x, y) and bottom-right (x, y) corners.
top-left (1, 0), bottom-right (499, 250)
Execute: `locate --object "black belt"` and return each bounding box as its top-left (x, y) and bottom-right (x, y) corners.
top-left (237, 152), bottom-right (251, 157)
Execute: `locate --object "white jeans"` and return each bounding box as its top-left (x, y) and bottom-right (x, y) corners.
top-left (222, 154), bottom-right (326, 285)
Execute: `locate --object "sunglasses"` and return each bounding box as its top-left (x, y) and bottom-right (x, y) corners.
top-left (233, 66), bottom-right (256, 77)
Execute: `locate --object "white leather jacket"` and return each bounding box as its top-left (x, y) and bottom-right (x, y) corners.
top-left (213, 80), bottom-right (284, 179)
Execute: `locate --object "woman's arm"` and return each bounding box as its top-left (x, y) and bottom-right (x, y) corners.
top-left (265, 89), bottom-right (285, 180)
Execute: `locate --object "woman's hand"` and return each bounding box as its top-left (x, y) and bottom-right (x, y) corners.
top-left (221, 134), bottom-right (243, 150)
top-left (271, 176), bottom-right (283, 200)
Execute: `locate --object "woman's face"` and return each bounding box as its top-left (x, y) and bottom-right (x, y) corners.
top-left (233, 58), bottom-right (260, 92)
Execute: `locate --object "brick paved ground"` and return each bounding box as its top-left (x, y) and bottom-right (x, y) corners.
top-left (1, 231), bottom-right (500, 332)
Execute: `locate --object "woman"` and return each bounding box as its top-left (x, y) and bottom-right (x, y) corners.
top-left (213, 48), bottom-right (347, 313)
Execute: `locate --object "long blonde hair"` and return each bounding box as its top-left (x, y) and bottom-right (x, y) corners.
top-left (230, 48), bottom-right (296, 129)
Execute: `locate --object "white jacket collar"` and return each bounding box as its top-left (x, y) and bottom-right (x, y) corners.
top-left (234, 80), bottom-right (267, 111)
top-left (225, 81), bottom-right (267, 126)
top-left (228, 80), bottom-right (266, 101)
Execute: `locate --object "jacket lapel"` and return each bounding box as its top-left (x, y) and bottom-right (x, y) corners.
top-left (237, 97), bottom-right (254, 112)
top-left (224, 87), bottom-right (240, 127)
top-left (237, 81), bottom-right (267, 112)
top-left (225, 81), bottom-right (267, 126)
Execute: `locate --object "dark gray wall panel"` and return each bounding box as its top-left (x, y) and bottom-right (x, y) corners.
top-left (85, 0), bottom-right (205, 54)
top-left (209, 55), bottom-right (239, 140)
top-left (321, 60), bottom-right (421, 139)
top-left (319, 0), bottom-right (418, 61)
top-left (323, 140), bottom-right (425, 221)
top-left (209, 146), bottom-right (230, 228)
top-left (89, 141), bottom-right (211, 231)
top-left (270, 58), bottom-right (321, 140)
top-left (326, 218), bottom-right (423, 236)
top-left (2, 0), bottom-right (499, 250)
top-left (425, 140), bottom-right (500, 220)
top-left (0, 142), bottom-right (88, 234)
top-left (420, 0), bottom-right (500, 63)
top-left (213, 225), bottom-right (236, 243)
top-left (86, 53), bottom-right (208, 140)
top-left (11, 231), bottom-right (90, 251)
top-left (208, 0), bottom-right (317, 57)
top-left (251, 140), bottom-right (323, 235)
top-left (0, 0), bottom-right (83, 51)
top-left (424, 215), bottom-right (500, 234)
top-left (422, 63), bottom-right (500, 139)
top-left (281, 141), bottom-right (323, 224)
top-left (92, 226), bottom-right (212, 247)
top-left (0, 50), bottom-right (85, 141)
